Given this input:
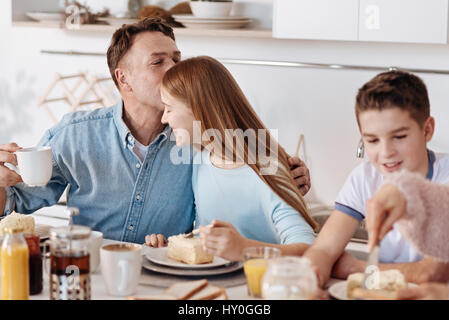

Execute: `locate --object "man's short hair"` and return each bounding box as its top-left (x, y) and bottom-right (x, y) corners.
top-left (355, 70), bottom-right (430, 127)
top-left (106, 17), bottom-right (175, 88)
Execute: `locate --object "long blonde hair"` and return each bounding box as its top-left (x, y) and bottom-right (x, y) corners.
top-left (162, 56), bottom-right (317, 231)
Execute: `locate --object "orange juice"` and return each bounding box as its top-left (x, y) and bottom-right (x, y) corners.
top-left (243, 258), bottom-right (269, 297)
top-left (1, 243), bottom-right (30, 300)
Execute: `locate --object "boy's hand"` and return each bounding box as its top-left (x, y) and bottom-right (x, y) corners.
top-left (0, 143), bottom-right (23, 187)
top-left (365, 184), bottom-right (406, 251)
top-left (199, 219), bottom-right (247, 262)
top-left (397, 282), bottom-right (449, 300)
top-left (145, 234), bottom-right (167, 247)
top-left (288, 156), bottom-right (311, 196)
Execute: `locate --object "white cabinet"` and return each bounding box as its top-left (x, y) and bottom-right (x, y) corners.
top-left (273, 0), bottom-right (359, 41)
top-left (359, 0), bottom-right (449, 44)
top-left (273, 0), bottom-right (449, 44)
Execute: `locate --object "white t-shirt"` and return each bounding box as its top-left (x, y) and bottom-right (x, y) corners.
top-left (335, 150), bottom-right (449, 263)
top-left (133, 139), bottom-right (149, 162)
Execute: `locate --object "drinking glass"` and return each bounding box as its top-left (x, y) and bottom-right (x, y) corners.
top-left (243, 247), bottom-right (281, 298)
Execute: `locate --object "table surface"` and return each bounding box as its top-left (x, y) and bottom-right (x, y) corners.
top-left (28, 209), bottom-right (349, 300)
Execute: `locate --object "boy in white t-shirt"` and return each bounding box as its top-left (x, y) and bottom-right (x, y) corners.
top-left (304, 70), bottom-right (449, 287)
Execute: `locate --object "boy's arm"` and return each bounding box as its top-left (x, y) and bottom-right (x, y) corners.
top-left (333, 253), bottom-right (449, 284)
top-left (303, 210), bottom-right (360, 287)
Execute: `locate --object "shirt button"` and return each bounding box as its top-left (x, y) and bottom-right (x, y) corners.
top-left (136, 194), bottom-right (141, 200)
top-left (136, 163), bottom-right (141, 169)
top-left (129, 225), bottom-right (134, 231)
top-left (128, 136), bottom-right (134, 142)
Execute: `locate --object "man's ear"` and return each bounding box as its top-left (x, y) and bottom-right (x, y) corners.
top-left (424, 116), bottom-right (435, 142)
top-left (115, 68), bottom-right (131, 92)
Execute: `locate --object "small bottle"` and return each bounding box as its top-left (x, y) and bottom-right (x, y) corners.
top-left (24, 234), bottom-right (43, 295)
top-left (1, 227), bottom-right (30, 300)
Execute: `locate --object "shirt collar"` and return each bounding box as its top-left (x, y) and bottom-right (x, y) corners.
top-left (113, 100), bottom-right (172, 148)
top-left (426, 149), bottom-right (435, 180)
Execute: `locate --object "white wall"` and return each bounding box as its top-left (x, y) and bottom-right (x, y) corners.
top-left (1, 0), bottom-right (449, 207)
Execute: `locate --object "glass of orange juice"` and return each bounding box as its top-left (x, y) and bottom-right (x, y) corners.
top-left (243, 247), bottom-right (281, 298)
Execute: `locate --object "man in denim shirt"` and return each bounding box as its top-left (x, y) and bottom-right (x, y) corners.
top-left (0, 18), bottom-right (311, 244)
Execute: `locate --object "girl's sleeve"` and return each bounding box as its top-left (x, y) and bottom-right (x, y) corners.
top-left (384, 171), bottom-right (449, 262)
top-left (265, 190), bottom-right (316, 245)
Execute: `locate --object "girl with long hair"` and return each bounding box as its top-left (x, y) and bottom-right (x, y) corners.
top-left (146, 56), bottom-right (317, 261)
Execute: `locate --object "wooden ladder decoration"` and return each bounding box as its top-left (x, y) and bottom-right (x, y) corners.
top-left (37, 72), bottom-right (119, 123)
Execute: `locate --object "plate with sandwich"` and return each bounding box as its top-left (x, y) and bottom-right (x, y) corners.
top-left (0, 212), bottom-right (50, 241)
top-left (328, 270), bottom-right (418, 300)
top-left (145, 234), bottom-right (232, 269)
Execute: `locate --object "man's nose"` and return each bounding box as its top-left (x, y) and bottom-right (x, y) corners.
top-left (161, 111), bottom-right (168, 124)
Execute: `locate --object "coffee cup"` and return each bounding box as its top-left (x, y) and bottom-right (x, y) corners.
top-left (100, 243), bottom-right (142, 296)
top-left (10, 147), bottom-right (52, 187)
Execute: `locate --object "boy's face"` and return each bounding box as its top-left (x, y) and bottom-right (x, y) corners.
top-left (359, 107), bottom-right (435, 177)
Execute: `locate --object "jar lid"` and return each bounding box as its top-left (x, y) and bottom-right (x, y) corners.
top-left (50, 225), bottom-right (91, 240)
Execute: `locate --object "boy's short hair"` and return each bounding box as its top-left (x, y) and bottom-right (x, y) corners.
top-left (106, 17), bottom-right (175, 88)
top-left (355, 70), bottom-right (430, 127)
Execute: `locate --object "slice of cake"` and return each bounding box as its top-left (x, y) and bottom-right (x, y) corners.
top-left (346, 269), bottom-right (407, 299)
top-left (167, 234), bottom-right (214, 264)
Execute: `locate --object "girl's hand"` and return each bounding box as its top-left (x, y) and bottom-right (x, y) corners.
top-left (199, 220), bottom-right (247, 262)
top-left (145, 234), bottom-right (167, 247)
top-left (365, 184), bottom-right (406, 251)
top-left (397, 282), bottom-right (449, 300)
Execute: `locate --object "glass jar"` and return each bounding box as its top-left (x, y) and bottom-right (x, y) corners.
top-left (1, 227), bottom-right (30, 300)
top-left (47, 225), bottom-right (91, 300)
top-left (261, 256), bottom-right (318, 300)
top-left (24, 234), bottom-right (43, 295)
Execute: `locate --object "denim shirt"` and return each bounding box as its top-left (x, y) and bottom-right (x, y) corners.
top-left (4, 101), bottom-right (195, 244)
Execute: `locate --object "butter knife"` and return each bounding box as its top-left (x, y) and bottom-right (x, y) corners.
top-left (361, 243), bottom-right (380, 290)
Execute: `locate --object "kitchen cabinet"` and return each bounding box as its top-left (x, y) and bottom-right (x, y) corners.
top-left (359, 0), bottom-right (449, 44)
top-left (273, 0), bottom-right (449, 44)
top-left (273, 0), bottom-right (359, 41)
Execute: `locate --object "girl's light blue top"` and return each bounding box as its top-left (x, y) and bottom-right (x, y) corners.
top-left (192, 150), bottom-right (316, 245)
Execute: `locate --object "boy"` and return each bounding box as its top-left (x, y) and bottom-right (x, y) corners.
top-left (304, 70), bottom-right (449, 287)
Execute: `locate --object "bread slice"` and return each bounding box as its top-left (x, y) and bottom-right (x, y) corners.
top-left (126, 293), bottom-right (177, 300)
top-left (213, 292), bottom-right (229, 300)
top-left (188, 284), bottom-right (225, 300)
top-left (165, 279), bottom-right (208, 299)
top-left (346, 269), bottom-right (407, 299)
top-left (351, 288), bottom-right (398, 300)
top-left (167, 234), bottom-right (213, 264)
top-left (0, 212), bottom-right (35, 236)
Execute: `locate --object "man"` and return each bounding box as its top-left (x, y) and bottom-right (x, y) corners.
top-left (0, 18), bottom-right (311, 244)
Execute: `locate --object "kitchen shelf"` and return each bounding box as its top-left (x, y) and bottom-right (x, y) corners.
top-left (12, 21), bottom-right (272, 39)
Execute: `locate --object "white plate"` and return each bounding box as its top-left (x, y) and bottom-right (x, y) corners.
top-left (173, 14), bottom-right (250, 21)
top-left (142, 256), bottom-right (243, 276)
top-left (328, 280), bottom-right (418, 300)
top-left (173, 14), bottom-right (251, 29)
top-left (145, 247), bottom-right (231, 269)
top-left (26, 12), bottom-right (64, 22)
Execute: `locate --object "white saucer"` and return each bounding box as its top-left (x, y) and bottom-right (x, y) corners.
top-left (26, 12), bottom-right (64, 22)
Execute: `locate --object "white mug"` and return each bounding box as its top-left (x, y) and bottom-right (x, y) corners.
top-left (100, 243), bottom-right (142, 296)
top-left (11, 147), bottom-right (52, 187)
top-left (89, 231), bottom-right (103, 273)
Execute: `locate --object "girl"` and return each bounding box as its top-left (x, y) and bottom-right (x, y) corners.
top-left (146, 56), bottom-right (317, 261)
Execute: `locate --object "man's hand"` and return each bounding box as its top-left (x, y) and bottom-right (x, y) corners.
top-left (144, 234), bottom-right (167, 247)
top-left (288, 156), bottom-right (311, 196)
top-left (0, 143), bottom-right (23, 188)
top-left (365, 184), bottom-right (406, 251)
top-left (199, 220), bottom-right (247, 262)
top-left (397, 282), bottom-right (449, 300)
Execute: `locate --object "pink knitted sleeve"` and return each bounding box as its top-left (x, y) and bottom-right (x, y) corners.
top-left (384, 171), bottom-right (449, 262)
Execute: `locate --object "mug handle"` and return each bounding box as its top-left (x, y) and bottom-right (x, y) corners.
top-left (118, 260), bottom-right (129, 293)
